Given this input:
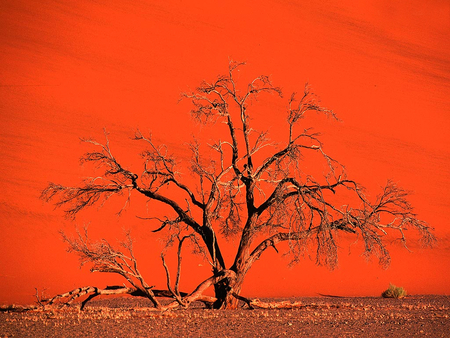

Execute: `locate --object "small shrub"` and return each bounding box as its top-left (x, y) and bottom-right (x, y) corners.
top-left (382, 283), bottom-right (407, 299)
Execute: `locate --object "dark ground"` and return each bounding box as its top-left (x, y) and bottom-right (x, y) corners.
top-left (1, 295), bottom-right (449, 337)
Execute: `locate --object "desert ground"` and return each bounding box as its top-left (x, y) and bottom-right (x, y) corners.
top-left (1, 295), bottom-right (449, 337)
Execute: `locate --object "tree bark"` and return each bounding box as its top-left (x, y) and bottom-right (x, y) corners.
top-left (212, 270), bottom-right (248, 309)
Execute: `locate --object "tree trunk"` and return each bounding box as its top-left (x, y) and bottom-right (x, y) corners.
top-left (213, 272), bottom-right (246, 309)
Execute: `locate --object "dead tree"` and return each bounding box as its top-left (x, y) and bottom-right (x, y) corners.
top-left (42, 61), bottom-right (435, 309)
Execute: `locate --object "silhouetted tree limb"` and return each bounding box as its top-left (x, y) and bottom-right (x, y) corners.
top-left (60, 227), bottom-right (162, 308)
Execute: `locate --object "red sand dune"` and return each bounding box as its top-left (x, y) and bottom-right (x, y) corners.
top-left (0, 0), bottom-right (449, 305)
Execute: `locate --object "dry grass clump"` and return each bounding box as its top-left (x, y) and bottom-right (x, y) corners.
top-left (382, 284), bottom-right (407, 299)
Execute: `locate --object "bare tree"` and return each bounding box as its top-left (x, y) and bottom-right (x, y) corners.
top-left (41, 61), bottom-right (434, 310)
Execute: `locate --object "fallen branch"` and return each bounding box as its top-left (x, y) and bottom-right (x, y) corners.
top-left (232, 293), bottom-right (303, 309)
top-left (38, 284), bottom-right (217, 311)
top-left (43, 286), bottom-right (136, 310)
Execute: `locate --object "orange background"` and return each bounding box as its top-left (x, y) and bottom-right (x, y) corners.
top-left (1, 0), bottom-right (449, 305)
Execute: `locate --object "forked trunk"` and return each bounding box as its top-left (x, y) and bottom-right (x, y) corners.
top-left (213, 272), bottom-right (246, 309)
top-left (213, 242), bottom-right (256, 309)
